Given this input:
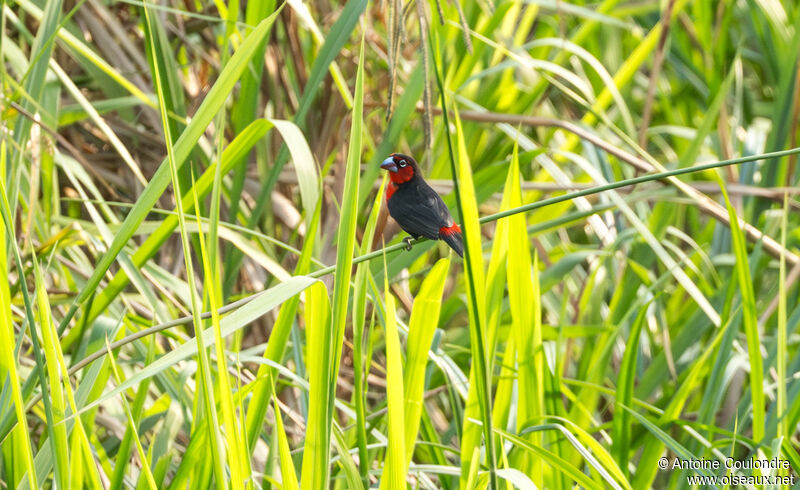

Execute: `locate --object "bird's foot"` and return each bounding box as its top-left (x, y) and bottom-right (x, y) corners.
top-left (403, 236), bottom-right (414, 251)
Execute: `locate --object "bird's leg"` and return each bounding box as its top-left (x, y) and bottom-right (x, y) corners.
top-left (403, 236), bottom-right (414, 251)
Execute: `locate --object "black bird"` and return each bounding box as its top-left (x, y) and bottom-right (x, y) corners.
top-left (380, 153), bottom-right (463, 257)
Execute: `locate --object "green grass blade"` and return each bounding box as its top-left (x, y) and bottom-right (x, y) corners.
top-left (353, 177), bottom-right (388, 483)
top-left (300, 29), bottom-right (365, 489)
top-left (630, 306), bottom-right (734, 488)
top-left (55, 10), bottom-right (281, 335)
top-left (0, 141), bottom-right (37, 490)
top-left (141, 0), bottom-right (227, 485)
top-left (506, 144), bottom-right (543, 480)
top-left (244, 200), bottom-right (321, 452)
top-left (32, 257), bottom-right (69, 489)
top-left (714, 171), bottom-right (765, 443)
top-left (299, 281), bottom-right (333, 489)
top-left (9, 0), bottom-right (62, 210)
top-left (191, 172), bottom-right (249, 486)
top-left (69, 277), bottom-right (317, 419)
top-left (105, 339), bottom-right (158, 490)
top-left (272, 377), bottom-right (300, 490)
top-left (86, 118), bottom-right (277, 325)
top-left (0, 171), bottom-right (62, 488)
top-left (403, 258), bottom-right (450, 465)
top-left (431, 25), bottom-right (496, 486)
top-left (776, 193), bottom-right (788, 448)
top-left (496, 428), bottom-right (602, 490)
top-left (380, 288), bottom-right (406, 489)
top-left (451, 108), bottom-right (495, 488)
top-left (612, 303), bottom-right (650, 476)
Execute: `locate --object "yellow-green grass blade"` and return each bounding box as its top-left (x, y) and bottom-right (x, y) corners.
top-left (65, 277), bottom-right (318, 419)
top-left (776, 193), bottom-right (788, 460)
top-left (630, 305), bottom-right (734, 488)
top-left (520, 420), bottom-right (626, 489)
top-left (84, 117), bottom-right (292, 329)
top-left (0, 170), bottom-right (64, 486)
top-left (167, 426), bottom-right (211, 489)
top-left (10, 0), bottom-right (153, 107)
top-left (272, 377), bottom-right (300, 490)
top-left (68, 428), bottom-right (85, 490)
top-left (505, 144), bottom-right (544, 480)
top-left (9, 0), bottom-right (62, 210)
top-left (54, 10), bottom-right (281, 336)
top-left (105, 339), bottom-right (158, 490)
top-left (0, 141), bottom-right (37, 490)
top-left (380, 288), bottom-right (406, 490)
top-left (34, 262), bottom-right (104, 490)
top-left (227, 0), bottom-right (367, 291)
top-left (300, 30), bottom-right (365, 489)
top-left (299, 281), bottom-right (333, 489)
top-left (109, 336), bottom-right (158, 488)
top-left (495, 428), bottom-right (602, 490)
top-left (353, 176), bottom-right (387, 483)
top-left (449, 104), bottom-right (495, 487)
top-left (402, 258), bottom-right (450, 466)
top-left (612, 303), bottom-right (650, 477)
top-left (191, 173), bottom-right (249, 487)
top-left (17, 331), bottom-right (123, 487)
top-left (491, 338), bottom-right (515, 453)
top-left (542, 415), bottom-right (631, 490)
top-left (332, 422), bottom-right (364, 489)
top-left (32, 257), bottom-right (70, 489)
top-left (560, 0), bottom-right (691, 152)
top-left (714, 171), bottom-right (764, 444)
top-left (244, 199), bottom-right (321, 452)
top-left (622, 406), bottom-right (718, 479)
top-left (141, 0), bottom-right (226, 485)
top-left (487, 152), bottom-right (515, 456)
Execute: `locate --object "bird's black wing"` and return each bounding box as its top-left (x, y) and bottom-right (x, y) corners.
top-left (388, 182), bottom-right (453, 240)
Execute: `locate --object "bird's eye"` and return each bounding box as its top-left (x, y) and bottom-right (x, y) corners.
top-left (398, 159), bottom-right (407, 167)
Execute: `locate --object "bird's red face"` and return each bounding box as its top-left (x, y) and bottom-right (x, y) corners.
top-left (380, 153), bottom-right (416, 185)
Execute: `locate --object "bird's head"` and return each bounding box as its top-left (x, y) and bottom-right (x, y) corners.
top-left (380, 153), bottom-right (418, 184)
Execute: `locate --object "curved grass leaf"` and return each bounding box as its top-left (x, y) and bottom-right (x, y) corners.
top-left (56, 10), bottom-right (282, 335)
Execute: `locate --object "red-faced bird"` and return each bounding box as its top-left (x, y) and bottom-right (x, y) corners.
top-left (380, 153), bottom-right (463, 257)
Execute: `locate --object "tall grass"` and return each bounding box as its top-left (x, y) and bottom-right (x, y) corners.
top-left (2, 0), bottom-right (800, 488)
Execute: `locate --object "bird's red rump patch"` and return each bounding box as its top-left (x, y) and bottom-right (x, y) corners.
top-left (439, 223), bottom-right (461, 236)
top-left (389, 165), bottom-right (414, 184)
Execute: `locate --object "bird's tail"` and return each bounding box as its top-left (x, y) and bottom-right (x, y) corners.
top-left (439, 224), bottom-right (464, 258)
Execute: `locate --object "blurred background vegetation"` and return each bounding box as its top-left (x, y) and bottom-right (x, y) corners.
top-left (2, 0), bottom-right (800, 488)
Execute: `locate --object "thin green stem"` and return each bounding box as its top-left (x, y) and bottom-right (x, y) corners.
top-left (41, 144), bottom-right (800, 396)
top-left (430, 23), bottom-right (498, 490)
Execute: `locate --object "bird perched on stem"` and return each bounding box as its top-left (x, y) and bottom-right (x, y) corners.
top-left (380, 153), bottom-right (463, 257)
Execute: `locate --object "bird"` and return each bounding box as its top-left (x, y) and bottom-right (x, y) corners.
top-left (380, 153), bottom-right (464, 257)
